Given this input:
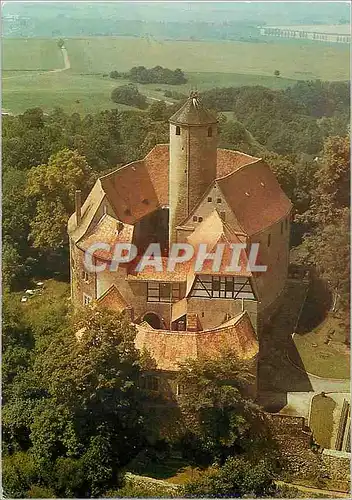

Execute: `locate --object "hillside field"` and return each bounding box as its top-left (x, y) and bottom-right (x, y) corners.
top-left (2, 36), bottom-right (349, 114)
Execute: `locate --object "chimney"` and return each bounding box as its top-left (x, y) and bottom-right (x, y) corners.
top-left (75, 190), bottom-right (82, 226)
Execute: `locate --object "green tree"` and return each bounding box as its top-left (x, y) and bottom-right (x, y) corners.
top-left (184, 456), bottom-right (275, 498)
top-left (176, 352), bottom-right (267, 464)
top-left (2, 452), bottom-right (40, 498)
top-left (26, 149), bottom-right (95, 250)
top-left (147, 100), bottom-right (167, 121)
top-left (111, 84), bottom-right (148, 109)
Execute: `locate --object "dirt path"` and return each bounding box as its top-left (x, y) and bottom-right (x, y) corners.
top-left (275, 480), bottom-right (350, 498)
top-left (50, 46), bottom-right (70, 73)
top-left (149, 96), bottom-right (174, 105)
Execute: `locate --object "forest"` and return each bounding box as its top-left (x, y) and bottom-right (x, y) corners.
top-left (110, 66), bottom-right (188, 85)
top-left (2, 79), bottom-right (350, 497)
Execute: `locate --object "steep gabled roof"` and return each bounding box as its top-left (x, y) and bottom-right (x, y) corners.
top-left (97, 284), bottom-right (130, 313)
top-left (68, 179), bottom-right (106, 242)
top-left (216, 149), bottom-right (260, 178)
top-left (77, 214), bottom-right (134, 261)
top-left (186, 210), bottom-right (251, 277)
top-left (217, 159), bottom-right (292, 235)
top-left (169, 94), bottom-right (218, 126)
top-left (68, 144), bottom-right (169, 242)
top-left (68, 144), bottom-right (291, 245)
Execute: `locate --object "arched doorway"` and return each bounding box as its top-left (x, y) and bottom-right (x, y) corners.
top-left (143, 312), bottom-right (163, 329)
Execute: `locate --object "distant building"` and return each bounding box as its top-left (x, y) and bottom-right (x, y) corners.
top-left (68, 93), bottom-right (292, 393)
top-left (260, 26), bottom-right (351, 43)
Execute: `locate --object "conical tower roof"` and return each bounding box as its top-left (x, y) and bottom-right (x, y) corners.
top-left (169, 91), bottom-right (218, 126)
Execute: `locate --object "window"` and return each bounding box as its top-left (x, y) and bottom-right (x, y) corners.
top-left (207, 197), bottom-right (212, 202)
top-left (267, 233), bottom-right (271, 247)
top-left (82, 271), bottom-right (89, 282)
top-left (207, 127), bottom-right (212, 137)
top-left (193, 215), bottom-right (198, 222)
top-left (220, 211), bottom-right (226, 221)
top-left (142, 198), bottom-right (149, 205)
top-left (176, 126), bottom-right (181, 135)
top-left (143, 375), bottom-right (159, 391)
top-left (217, 198), bottom-right (222, 204)
top-left (198, 216), bottom-right (203, 222)
top-left (83, 293), bottom-right (92, 306)
top-left (124, 208), bottom-right (131, 216)
top-left (190, 275), bottom-right (255, 300)
top-left (147, 282), bottom-right (181, 303)
top-left (160, 283), bottom-right (171, 301)
top-left (176, 383), bottom-right (185, 396)
top-left (280, 222), bottom-right (283, 234)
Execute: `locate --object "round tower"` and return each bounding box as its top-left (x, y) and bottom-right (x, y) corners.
top-left (168, 92), bottom-right (218, 245)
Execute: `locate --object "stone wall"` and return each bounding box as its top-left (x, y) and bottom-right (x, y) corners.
top-left (322, 449), bottom-right (351, 482)
top-left (268, 413), bottom-right (351, 489)
top-left (267, 414), bottom-right (325, 478)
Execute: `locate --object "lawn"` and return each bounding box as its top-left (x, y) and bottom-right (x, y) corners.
top-left (293, 315), bottom-right (350, 380)
top-left (126, 455), bottom-right (202, 485)
top-left (64, 36), bottom-right (349, 81)
top-left (1, 68), bottom-right (296, 115)
top-left (2, 36), bottom-right (349, 114)
top-left (2, 71), bottom-right (138, 114)
top-left (2, 38), bottom-right (63, 70)
top-left (18, 278), bottom-right (70, 321)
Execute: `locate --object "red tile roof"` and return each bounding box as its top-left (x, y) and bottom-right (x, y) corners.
top-left (69, 144), bottom-right (291, 243)
top-left (127, 257), bottom-right (191, 282)
top-left (216, 148), bottom-right (260, 178)
top-left (97, 284), bottom-right (131, 314)
top-left (217, 159), bottom-right (292, 235)
top-left (187, 211), bottom-right (251, 277)
top-left (135, 310), bottom-right (258, 371)
top-left (77, 214), bottom-right (134, 261)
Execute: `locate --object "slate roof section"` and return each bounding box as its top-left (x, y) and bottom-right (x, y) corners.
top-left (135, 310), bottom-right (258, 371)
top-left (169, 94), bottom-right (218, 126)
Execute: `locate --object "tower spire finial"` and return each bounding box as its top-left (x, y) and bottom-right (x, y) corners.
top-left (189, 90), bottom-right (199, 99)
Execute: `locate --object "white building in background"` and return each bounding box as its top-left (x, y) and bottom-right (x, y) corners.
top-left (260, 25), bottom-right (351, 44)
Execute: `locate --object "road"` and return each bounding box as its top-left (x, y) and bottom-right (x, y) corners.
top-left (50, 46), bottom-right (71, 73)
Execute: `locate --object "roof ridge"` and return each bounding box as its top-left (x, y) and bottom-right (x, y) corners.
top-left (97, 283), bottom-right (118, 302)
top-left (216, 157), bottom-right (262, 181)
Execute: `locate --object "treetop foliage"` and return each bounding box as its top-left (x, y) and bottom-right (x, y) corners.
top-left (110, 65), bottom-right (187, 85)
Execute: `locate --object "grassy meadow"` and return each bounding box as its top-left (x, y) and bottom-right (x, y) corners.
top-left (2, 36), bottom-right (350, 114)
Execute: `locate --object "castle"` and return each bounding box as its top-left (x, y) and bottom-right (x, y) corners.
top-left (68, 93), bottom-right (291, 393)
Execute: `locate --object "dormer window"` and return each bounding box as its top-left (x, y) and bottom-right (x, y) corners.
top-left (208, 197), bottom-right (212, 202)
top-left (176, 126), bottom-right (181, 135)
top-left (217, 198), bottom-right (222, 204)
top-left (207, 127), bottom-right (212, 137)
top-left (124, 208), bottom-right (131, 216)
top-left (142, 198), bottom-right (149, 205)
